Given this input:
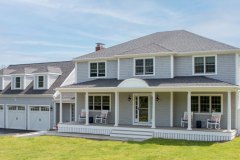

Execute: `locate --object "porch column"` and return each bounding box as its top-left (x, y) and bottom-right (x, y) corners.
top-left (170, 92), bottom-right (173, 127)
top-left (187, 91), bottom-right (192, 130)
top-left (75, 92), bottom-right (78, 122)
top-left (53, 102), bottom-right (56, 126)
top-left (85, 92), bottom-right (89, 125)
top-left (151, 91), bottom-right (156, 128)
top-left (236, 91), bottom-right (240, 130)
top-left (59, 92), bottom-right (63, 123)
top-left (227, 91), bottom-right (232, 132)
top-left (114, 92), bottom-right (119, 127)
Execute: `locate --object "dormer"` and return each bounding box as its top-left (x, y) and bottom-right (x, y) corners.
top-left (33, 66), bottom-right (62, 90)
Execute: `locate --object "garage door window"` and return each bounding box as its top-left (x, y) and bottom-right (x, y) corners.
top-left (9, 106), bottom-right (17, 110)
top-left (18, 106), bottom-right (25, 110)
top-left (31, 107), bottom-right (40, 111)
top-left (41, 107), bottom-right (49, 111)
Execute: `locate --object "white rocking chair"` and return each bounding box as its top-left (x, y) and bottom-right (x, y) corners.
top-left (207, 113), bottom-right (221, 129)
top-left (78, 109), bottom-right (86, 123)
top-left (95, 110), bottom-right (108, 124)
top-left (181, 112), bottom-right (193, 127)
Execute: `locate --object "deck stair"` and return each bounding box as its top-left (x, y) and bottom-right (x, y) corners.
top-left (110, 128), bottom-right (153, 140)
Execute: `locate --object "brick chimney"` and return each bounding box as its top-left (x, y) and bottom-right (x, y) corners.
top-left (95, 43), bottom-right (105, 51)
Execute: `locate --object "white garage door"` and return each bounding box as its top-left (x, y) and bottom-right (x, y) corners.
top-left (29, 106), bottom-right (50, 131)
top-left (0, 105), bottom-right (4, 128)
top-left (7, 105), bottom-right (26, 130)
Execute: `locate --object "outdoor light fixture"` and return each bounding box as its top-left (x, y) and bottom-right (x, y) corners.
top-left (128, 95), bottom-right (132, 101)
top-left (156, 95), bottom-right (159, 102)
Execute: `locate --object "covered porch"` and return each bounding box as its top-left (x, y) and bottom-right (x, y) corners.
top-left (56, 77), bottom-right (239, 141)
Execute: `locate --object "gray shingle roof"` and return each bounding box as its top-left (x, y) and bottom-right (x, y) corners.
top-left (60, 76), bottom-right (235, 89)
top-left (0, 61), bottom-right (74, 95)
top-left (74, 30), bottom-right (238, 60)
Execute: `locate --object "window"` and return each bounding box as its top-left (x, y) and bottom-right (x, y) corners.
top-left (191, 95), bottom-right (222, 113)
top-left (0, 105), bottom-right (3, 110)
top-left (89, 62), bottom-right (106, 78)
top-left (193, 56), bottom-right (216, 74)
top-left (37, 76), bottom-right (45, 88)
top-left (135, 58), bottom-right (154, 75)
top-left (88, 95), bottom-right (111, 111)
top-left (15, 77), bottom-right (21, 89)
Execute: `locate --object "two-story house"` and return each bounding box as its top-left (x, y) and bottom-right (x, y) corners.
top-left (57, 30), bottom-right (240, 141)
top-left (0, 61), bottom-right (74, 131)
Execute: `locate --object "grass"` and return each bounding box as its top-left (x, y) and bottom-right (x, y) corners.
top-left (0, 136), bottom-right (240, 160)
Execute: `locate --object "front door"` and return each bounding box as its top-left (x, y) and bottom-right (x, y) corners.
top-left (134, 95), bottom-right (150, 124)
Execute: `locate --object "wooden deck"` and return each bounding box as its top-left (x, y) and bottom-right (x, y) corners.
top-left (58, 122), bottom-right (237, 141)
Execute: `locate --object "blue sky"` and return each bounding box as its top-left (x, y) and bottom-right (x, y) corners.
top-left (0, 0), bottom-right (239, 66)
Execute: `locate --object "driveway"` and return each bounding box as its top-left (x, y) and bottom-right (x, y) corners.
top-left (0, 129), bottom-right (35, 136)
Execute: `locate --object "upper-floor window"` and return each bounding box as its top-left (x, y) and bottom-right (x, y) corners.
top-left (89, 62), bottom-right (106, 78)
top-left (37, 75), bottom-right (45, 89)
top-left (134, 58), bottom-right (154, 76)
top-left (193, 56), bottom-right (216, 75)
top-left (14, 77), bottom-right (21, 89)
top-left (191, 95), bottom-right (222, 113)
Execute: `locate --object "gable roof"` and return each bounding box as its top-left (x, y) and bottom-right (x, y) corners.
top-left (74, 30), bottom-right (238, 60)
top-left (0, 61), bottom-right (74, 95)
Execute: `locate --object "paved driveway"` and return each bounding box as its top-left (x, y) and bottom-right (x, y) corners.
top-left (0, 129), bottom-right (34, 136)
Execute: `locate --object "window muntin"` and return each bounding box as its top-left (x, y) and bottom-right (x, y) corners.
top-left (89, 62), bottom-right (106, 78)
top-left (88, 95), bottom-right (110, 111)
top-left (135, 58), bottom-right (154, 75)
top-left (37, 76), bottom-right (44, 88)
top-left (191, 95), bottom-right (222, 113)
top-left (194, 56), bottom-right (216, 74)
top-left (15, 77), bottom-right (21, 89)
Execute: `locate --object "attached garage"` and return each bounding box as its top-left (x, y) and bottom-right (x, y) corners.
top-left (28, 106), bottom-right (50, 131)
top-left (7, 105), bottom-right (27, 130)
top-left (0, 105), bottom-right (4, 128)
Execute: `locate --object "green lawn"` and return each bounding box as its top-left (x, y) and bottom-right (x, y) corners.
top-left (0, 136), bottom-right (240, 160)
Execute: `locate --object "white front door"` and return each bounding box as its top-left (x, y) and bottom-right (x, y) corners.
top-left (133, 94), bottom-right (151, 125)
top-left (0, 105), bottom-right (4, 128)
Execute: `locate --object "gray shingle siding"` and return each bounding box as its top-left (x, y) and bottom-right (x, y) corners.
top-left (76, 60), bottom-right (117, 83)
top-left (174, 54), bottom-right (236, 85)
top-left (119, 56), bottom-right (171, 80)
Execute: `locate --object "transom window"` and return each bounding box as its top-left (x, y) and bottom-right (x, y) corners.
top-left (88, 95), bottom-right (110, 111)
top-left (89, 62), bottom-right (106, 78)
top-left (191, 95), bottom-right (222, 113)
top-left (15, 77), bottom-right (21, 89)
top-left (135, 58), bottom-right (154, 75)
top-left (194, 56), bottom-right (216, 74)
top-left (37, 76), bottom-right (45, 88)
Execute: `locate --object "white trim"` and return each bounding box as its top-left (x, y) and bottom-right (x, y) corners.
top-left (0, 94), bottom-right (53, 98)
top-left (117, 58), bottom-right (120, 80)
top-left (60, 69), bottom-right (75, 87)
top-left (235, 53), bottom-right (239, 85)
top-left (170, 92), bottom-right (173, 127)
top-left (187, 91), bottom-right (192, 130)
top-left (85, 92), bottom-right (89, 125)
top-left (88, 94), bottom-right (111, 112)
top-left (151, 92), bottom-right (156, 128)
top-left (192, 55), bottom-right (217, 75)
top-left (191, 94), bottom-right (223, 114)
top-left (36, 75), bottom-right (46, 89)
top-left (114, 92), bottom-right (119, 127)
top-left (75, 62), bottom-right (78, 83)
top-left (170, 55), bottom-right (174, 78)
top-left (59, 92), bottom-right (63, 123)
top-left (53, 102), bottom-right (56, 126)
top-left (88, 61), bottom-right (107, 78)
top-left (75, 92), bottom-right (78, 122)
top-left (227, 91), bottom-right (232, 132)
top-left (133, 57), bottom-right (155, 76)
top-left (235, 91), bottom-right (239, 129)
top-left (11, 76), bottom-right (23, 90)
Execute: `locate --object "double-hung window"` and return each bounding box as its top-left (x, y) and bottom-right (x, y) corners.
top-left (15, 77), bottom-right (21, 89)
top-left (135, 58), bottom-right (154, 75)
top-left (37, 76), bottom-right (45, 89)
top-left (191, 95), bottom-right (222, 113)
top-left (90, 62), bottom-right (106, 78)
top-left (88, 95), bottom-right (110, 111)
top-left (193, 56), bottom-right (216, 74)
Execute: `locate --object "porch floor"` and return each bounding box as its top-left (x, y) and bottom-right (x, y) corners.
top-left (60, 122), bottom-right (236, 133)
